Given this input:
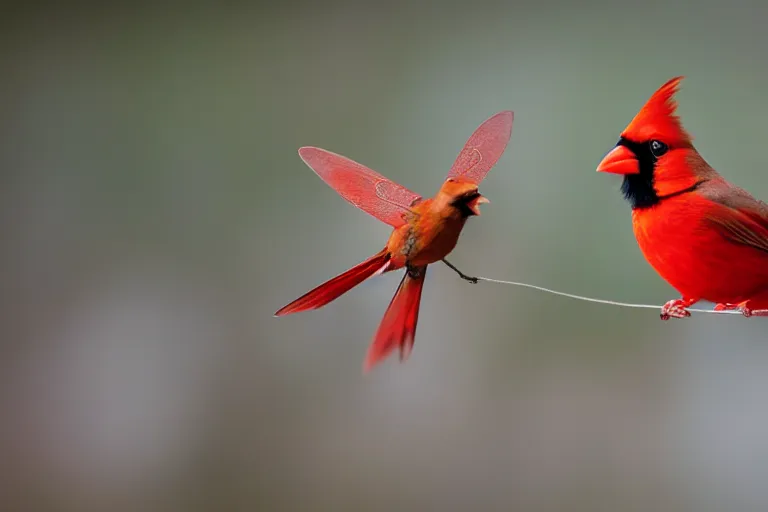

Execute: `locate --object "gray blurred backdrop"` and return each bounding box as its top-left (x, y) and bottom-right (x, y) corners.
top-left (3, 1), bottom-right (768, 511)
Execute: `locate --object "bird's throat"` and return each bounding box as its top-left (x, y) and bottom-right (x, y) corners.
top-left (622, 173), bottom-right (659, 209)
top-left (622, 173), bottom-right (706, 210)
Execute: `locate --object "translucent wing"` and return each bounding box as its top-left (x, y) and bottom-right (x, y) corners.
top-left (446, 110), bottom-right (514, 184)
top-left (298, 147), bottom-right (422, 227)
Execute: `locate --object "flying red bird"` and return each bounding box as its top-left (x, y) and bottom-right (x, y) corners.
top-left (275, 111), bottom-right (513, 370)
top-left (597, 77), bottom-right (768, 319)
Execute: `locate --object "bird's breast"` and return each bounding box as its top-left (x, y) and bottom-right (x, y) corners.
top-left (633, 195), bottom-right (768, 302)
top-left (387, 213), bottom-right (467, 267)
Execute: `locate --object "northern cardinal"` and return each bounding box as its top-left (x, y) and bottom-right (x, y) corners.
top-left (276, 111), bottom-right (513, 370)
top-left (597, 77), bottom-right (768, 319)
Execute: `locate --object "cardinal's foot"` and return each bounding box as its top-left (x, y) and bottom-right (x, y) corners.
top-left (660, 299), bottom-right (692, 320)
top-left (714, 300), bottom-right (768, 317)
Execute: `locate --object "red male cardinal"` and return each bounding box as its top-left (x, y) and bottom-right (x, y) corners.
top-left (276, 111), bottom-right (513, 370)
top-left (597, 77), bottom-right (768, 319)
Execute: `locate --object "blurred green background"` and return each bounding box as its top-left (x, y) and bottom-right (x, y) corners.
top-left (3, 1), bottom-right (768, 511)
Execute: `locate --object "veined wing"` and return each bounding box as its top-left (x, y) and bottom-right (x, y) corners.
top-left (298, 147), bottom-right (422, 227)
top-left (446, 110), bottom-right (513, 184)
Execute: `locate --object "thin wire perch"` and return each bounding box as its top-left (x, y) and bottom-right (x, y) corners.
top-left (439, 259), bottom-right (744, 315)
top-left (471, 275), bottom-right (743, 315)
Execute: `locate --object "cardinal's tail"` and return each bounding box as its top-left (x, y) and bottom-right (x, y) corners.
top-left (275, 249), bottom-right (391, 316)
top-left (364, 266), bottom-right (427, 372)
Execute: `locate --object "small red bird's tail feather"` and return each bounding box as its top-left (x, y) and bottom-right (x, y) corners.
top-left (275, 250), bottom-right (391, 316)
top-left (364, 266), bottom-right (427, 372)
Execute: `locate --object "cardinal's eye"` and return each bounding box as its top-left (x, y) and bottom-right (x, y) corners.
top-left (650, 140), bottom-right (668, 157)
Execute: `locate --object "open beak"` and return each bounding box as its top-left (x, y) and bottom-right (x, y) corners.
top-left (596, 145), bottom-right (639, 175)
top-left (466, 194), bottom-right (489, 216)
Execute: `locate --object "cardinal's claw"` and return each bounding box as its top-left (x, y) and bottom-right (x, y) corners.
top-left (736, 303), bottom-right (768, 317)
top-left (660, 299), bottom-right (692, 320)
top-left (713, 300), bottom-right (768, 317)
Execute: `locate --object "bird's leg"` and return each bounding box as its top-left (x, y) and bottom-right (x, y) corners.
top-left (660, 297), bottom-right (697, 320)
top-left (441, 259), bottom-right (478, 284)
top-left (713, 302), bottom-right (739, 312)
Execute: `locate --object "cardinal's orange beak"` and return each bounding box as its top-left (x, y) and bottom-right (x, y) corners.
top-left (467, 194), bottom-right (489, 216)
top-left (596, 145), bottom-right (639, 175)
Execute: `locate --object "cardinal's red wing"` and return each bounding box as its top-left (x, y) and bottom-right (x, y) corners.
top-left (705, 206), bottom-right (768, 254)
top-left (446, 110), bottom-right (513, 184)
top-left (699, 179), bottom-right (768, 254)
top-left (298, 147), bottom-right (422, 227)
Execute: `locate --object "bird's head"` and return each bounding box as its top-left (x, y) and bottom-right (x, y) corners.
top-left (437, 176), bottom-right (489, 217)
top-left (596, 76), bottom-right (704, 209)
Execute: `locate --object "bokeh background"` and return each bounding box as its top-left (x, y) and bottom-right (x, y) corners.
top-left (3, 1), bottom-right (768, 510)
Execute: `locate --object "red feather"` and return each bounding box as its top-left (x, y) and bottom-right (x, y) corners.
top-left (274, 250), bottom-right (391, 316)
top-left (621, 76), bottom-right (692, 147)
top-left (364, 266), bottom-right (426, 372)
